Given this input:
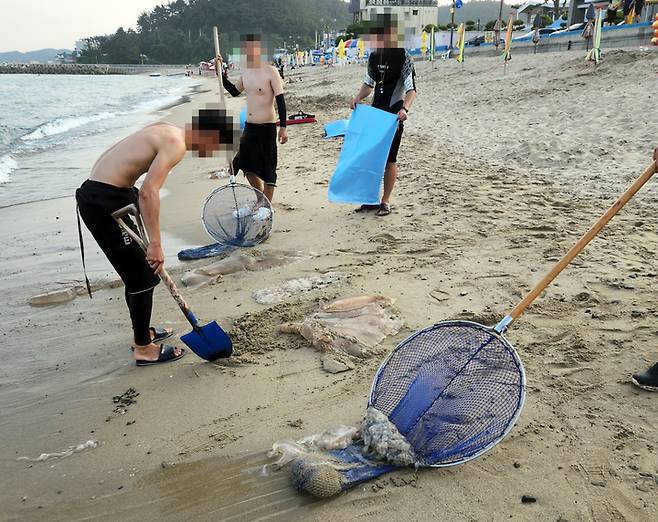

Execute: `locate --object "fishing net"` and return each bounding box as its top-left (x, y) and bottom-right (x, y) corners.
top-left (370, 320), bottom-right (525, 467)
top-left (268, 320), bottom-right (525, 497)
top-left (202, 183), bottom-right (273, 247)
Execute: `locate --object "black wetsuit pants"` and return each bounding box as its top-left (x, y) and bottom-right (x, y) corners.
top-left (76, 180), bottom-right (160, 347)
top-left (125, 287), bottom-right (154, 346)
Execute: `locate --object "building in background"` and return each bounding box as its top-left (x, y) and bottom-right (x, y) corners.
top-left (350, 0), bottom-right (439, 41)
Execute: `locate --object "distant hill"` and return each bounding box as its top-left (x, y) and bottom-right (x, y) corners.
top-left (0, 48), bottom-right (71, 64)
top-left (438, 1), bottom-right (516, 27)
top-left (79, 0), bottom-right (353, 65)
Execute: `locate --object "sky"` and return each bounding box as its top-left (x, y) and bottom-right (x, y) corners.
top-left (0, 0), bottom-right (456, 54)
top-left (0, 0), bottom-right (167, 52)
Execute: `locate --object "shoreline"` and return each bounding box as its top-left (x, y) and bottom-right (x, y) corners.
top-left (2, 49), bottom-right (657, 521)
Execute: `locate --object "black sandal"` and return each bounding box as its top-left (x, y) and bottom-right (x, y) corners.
top-left (354, 204), bottom-right (380, 213)
top-left (135, 345), bottom-right (185, 367)
top-left (377, 203), bottom-right (391, 216)
top-left (130, 327), bottom-right (173, 352)
top-left (150, 327), bottom-right (174, 343)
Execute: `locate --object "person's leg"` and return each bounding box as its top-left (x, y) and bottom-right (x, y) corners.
top-left (379, 123), bottom-right (403, 214)
top-left (263, 184), bottom-right (275, 203)
top-left (126, 287), bottom-right (154, 346)
top-left (246, 173), bottom-right (264, 193)
top-left (126, 287), bottom-right (183, 361)
top-left (381, 161), bottom-right (398, 205)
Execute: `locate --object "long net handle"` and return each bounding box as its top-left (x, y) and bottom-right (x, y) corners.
top-left (213, 26), bottom-right (226, 107)
top-left (111, 204), bottom-right (192, 317)
top-left (505, 161), bottom-right (657, 325)
top-left (212, 26), bottom-right (237, 181)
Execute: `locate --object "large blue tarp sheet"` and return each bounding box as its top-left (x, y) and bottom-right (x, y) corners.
top-left (328, 105), bottom-right (398, 205)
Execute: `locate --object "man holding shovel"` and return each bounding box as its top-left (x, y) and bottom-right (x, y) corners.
top-left (76, 110), bottom-right (234, 366)
top-left (217, 33), bottom-right (288, 203)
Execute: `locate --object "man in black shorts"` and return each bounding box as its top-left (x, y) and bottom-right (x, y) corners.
top-left (76, 110), bottom-right (234, 366)
top-left (218, 34), bottom-right (288, 203)
top-left (351, 14), bottom-right (417, 216)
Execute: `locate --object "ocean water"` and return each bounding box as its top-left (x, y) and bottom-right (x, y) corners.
top-left (0, 74), bottom-right (199, 207)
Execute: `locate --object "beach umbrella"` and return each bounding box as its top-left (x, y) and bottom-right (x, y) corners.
top-left (494, 19), bottom-right (502, 50)
top-left (430, 27), bottom-right (436, 63)
top-left (586, 8), bottom-right (603, 64)
top-left (502, 15), bottom-right (513, 70)
top-left (532, 13), bottom-right (542, 52)
top-left (337, 39), bottom-right (346, 60)
top-left (624, 0), bottom-right (636, 24)
top-left (585, 3), bottom-right (596, 20)
top-left (421, 31), bottom-right (428, 57)
top-left (456, 23), bottom-right (466, 63)
top-left (358, 38), bottom-right (365, 60)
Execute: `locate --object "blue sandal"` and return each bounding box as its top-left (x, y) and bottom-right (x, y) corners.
top-left (136, 345), bottom-right (185, 367)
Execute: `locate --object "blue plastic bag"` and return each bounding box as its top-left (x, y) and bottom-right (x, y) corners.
top-left (323, 119), bottom-right (349, 138)
top-left (239, 106), bottom-right (247, 131)
top-left (328, 105), bottom-right (399, 205)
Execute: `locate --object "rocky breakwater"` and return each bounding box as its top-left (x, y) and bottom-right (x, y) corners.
top-left (0, 63), bottom-right (130, 75)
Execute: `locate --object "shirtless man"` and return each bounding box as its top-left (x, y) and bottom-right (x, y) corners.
top-left (75, 110), bottom-right (233, 366)
top-left (218, 34), bottom-right (288, 203)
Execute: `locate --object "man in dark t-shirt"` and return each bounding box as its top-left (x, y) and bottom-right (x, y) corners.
top-left (351, 14), bottom-right (417, 216)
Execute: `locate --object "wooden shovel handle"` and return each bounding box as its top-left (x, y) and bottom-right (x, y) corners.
top-left (509, 160), bottom-right (657, 322)
top-left (111, 205), bottom-right (192, 317)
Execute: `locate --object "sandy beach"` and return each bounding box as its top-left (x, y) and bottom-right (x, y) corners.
top-left (2, 48), bottom-right (658, 521)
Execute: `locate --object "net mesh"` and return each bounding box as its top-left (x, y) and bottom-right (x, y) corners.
top-left (202, 184), bottom-right (272, 247)
top-left (369, 320), bottom-right (525, 467)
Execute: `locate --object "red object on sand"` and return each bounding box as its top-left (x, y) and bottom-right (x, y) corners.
top-left (277, 111), bottom-right (317, 126)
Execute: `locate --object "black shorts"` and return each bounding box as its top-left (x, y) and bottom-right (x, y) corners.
top-left (388, 122), bottom-right (404, 164)
top-left (76, 180), bottom-right (160, 294)
top-left (232, 122), bottom-right (278, 186)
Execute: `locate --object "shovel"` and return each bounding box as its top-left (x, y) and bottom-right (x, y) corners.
top-left (112, 204), bottom-right (233, 361)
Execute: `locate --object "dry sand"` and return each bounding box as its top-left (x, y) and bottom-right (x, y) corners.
top-left (2, 49), bottom-right (658, 521)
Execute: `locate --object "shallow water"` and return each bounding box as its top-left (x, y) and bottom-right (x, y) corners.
top-left (0, 74), bottom-right (200, 207)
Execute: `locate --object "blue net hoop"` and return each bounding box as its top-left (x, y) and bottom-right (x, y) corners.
top-left (369, 320), bottom-right (525, 467)
top-left (201, 183), bottom-right (273, 248)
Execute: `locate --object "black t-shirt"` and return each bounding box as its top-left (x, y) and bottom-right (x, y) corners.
top-left (364, 48), bottom-right (416, 114)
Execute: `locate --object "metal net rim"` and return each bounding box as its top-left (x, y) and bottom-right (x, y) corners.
top-left (367, 319), bottom-right (526, 469)
top-left (201, 183), bottom-right (273, 246)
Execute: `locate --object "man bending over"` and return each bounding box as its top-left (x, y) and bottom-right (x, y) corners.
top-left (219, 34), bottom-right (288, 203)
top-left (76, 110), bottom-right (233, 366)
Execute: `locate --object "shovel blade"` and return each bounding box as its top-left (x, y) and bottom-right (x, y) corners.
top-left (181, 321), bottom-right (233, 361)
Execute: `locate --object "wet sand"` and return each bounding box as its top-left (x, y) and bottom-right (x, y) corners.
top-left (2, 50), bottom-right (658, 521)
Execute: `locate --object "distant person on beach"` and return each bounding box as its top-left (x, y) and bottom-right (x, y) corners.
top-left (217, 34), bottom-right (288, 203)
top-left (631, 147), bottom-right (658, 391)
top-left (606, 1), bottom-right (619, 25)
top-left (350, 13), bottom-right (417, 217)
top-left (75, 111), bottom-right (234, 366)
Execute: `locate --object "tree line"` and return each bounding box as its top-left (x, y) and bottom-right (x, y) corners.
top-left (79, 0), bottom-right (351, 64)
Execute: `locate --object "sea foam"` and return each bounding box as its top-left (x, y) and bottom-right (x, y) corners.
top-left (21, 112), bottom-right (116, 142)
top-left (0, 154), bottom-right (17, 184)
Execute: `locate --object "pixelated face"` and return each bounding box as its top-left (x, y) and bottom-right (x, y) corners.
top-left (369, 14), bottom-right (400, 48)
top-left (241, 38), bottom-right (263, 64)
top-left (186, 106), bottom-right (239, 157)
top-left (186, 128), bottom-right (221, 157)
